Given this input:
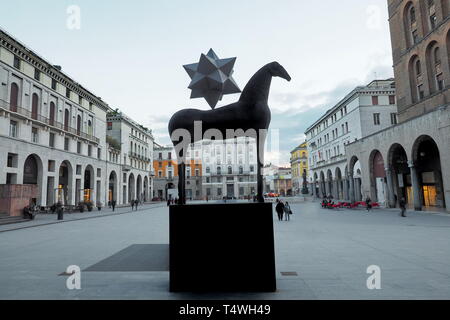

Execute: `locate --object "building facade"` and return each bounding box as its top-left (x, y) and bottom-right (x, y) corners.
top-left (290, 142), bottom-right (308, 195)
top-left (0, 29), bottom-right (154, 212)
top-left (201, 138), bottom-right (257, 200)
top-left (305, 79), bottom-right (398, 203)
top-left (153, 144), bottom-right (203, 201)
top-left (106, 111), bottom-right (154, 205)
top-left (346, 0), bottom-right (450, 213)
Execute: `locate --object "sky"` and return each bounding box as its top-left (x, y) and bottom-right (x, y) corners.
top-left (0, 0), bottom-right (394, 166)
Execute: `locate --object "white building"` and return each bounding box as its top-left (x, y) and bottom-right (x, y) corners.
top-left (305, 79), bottom-right (398, 203)
top-left (0, 28), bottom-right (153, 209)
top-left (201, 138), bottom-right (258, 200)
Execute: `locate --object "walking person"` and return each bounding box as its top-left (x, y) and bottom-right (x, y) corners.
top-left (112, 200), bottom-right (116, 212)
top-left (130, 199), bottom-right (135, 211)
top-left (399, 197), bottom-right (407, 217)
top-left (365, 196), bottom-right (372, 212)
top-left (284, 201), bottom-right (292, 221)
top-left (275, 199), bottom-right (285, 221)
top-left (135, 199), bottom-right (139, 211)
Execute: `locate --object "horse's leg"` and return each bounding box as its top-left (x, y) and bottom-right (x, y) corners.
top-left (177, 163), bottom-right (186, 205)
top-left (256, 130), bottom-right (267, 203)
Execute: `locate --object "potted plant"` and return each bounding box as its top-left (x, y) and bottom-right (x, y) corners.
top-left (78, 201), bottom-right (85, 213)
top-left (96, 201), bottom-right (103, 211)
top-left (85, 201), bottom-right (94, 212)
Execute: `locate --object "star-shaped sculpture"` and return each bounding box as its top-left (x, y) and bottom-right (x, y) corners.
top-left (184, 49), bottom-right (241, 109)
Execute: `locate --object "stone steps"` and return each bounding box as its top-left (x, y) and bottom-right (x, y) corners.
top-left (0, 213), bottom-right (30, 226)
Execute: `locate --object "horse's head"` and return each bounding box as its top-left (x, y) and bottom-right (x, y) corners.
top-left (267, 62), bottom-right (292, 82)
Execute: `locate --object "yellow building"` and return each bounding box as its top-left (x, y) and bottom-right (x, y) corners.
top-left (290, 142), bottom-right (308, 195)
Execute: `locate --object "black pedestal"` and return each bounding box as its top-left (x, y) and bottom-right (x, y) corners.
top-left (170, 202), bottom-right (276, 292)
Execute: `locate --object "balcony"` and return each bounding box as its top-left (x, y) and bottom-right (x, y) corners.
top-left (0, 99), bottom-right (100, 144)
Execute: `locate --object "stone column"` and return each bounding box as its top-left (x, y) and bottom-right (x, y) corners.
top-left (355, 178), bottom-right (362, 201)
top-left (409, 161), bottom-right (422, 211)
top-left (325, 180), bottom-right (330, 197)
top-left (349, 173), bottom-right (355, 203)
top-left (343, 179), bottom-right (348, 200)
top-left (333, 180), bottom-right (339, 200)
top-left (385, 166), bottom-right (396, 208)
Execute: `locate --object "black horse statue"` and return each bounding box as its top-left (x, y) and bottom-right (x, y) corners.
top-left (169, 61), bottom-right (291, 204)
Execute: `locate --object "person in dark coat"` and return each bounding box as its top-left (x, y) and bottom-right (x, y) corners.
top-left (365, 196), bottom-right (372, 212)
top-left (275, 199), bottom-right (285, 221)
top-left (112, 200), bottom-right (116, 212)
top-left (399, 197), bottom-right (407, 217)
top-left (134, 199), bottom-right (139, 211)
top-left (284, 202), bottom-right (292, 221)
top-left (131, 200), bottom-right (135, 211)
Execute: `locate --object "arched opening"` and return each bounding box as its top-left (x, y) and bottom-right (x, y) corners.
top-left (349, 156), bottom-right (363, 201)
top-left (144, 176), bottom-right (149, 202)
top-left (412, 135), bottom-right (446, 210)
top-left (408, 55), bottom-right (424, 103)
top-left (77, 115), bottom-right (82, 136)
top-left (128, 173), bottom-right (135, 202)
top-left (58, 161), bottom-right (73, 205)
top-left (319, 171), bottom-right (326, 198)
top-left (313, 172), bottom-right (319, 198)
top-left (137, 175), bottom-right (143, 203)
top-left (84, 165), bottom-right (95, 202)
top-left (403, 2), bottom-right (417, 49)
top-left (388, 144), bottom-right (410, 207)
top-left (64, 109), bottom-right (70, 131)
top-left (335, 167), bottom-right (343, 200)
top-left (109, 171), bottom-right (118, 203)
top-left (23, 154), bottom-right (43, 205)
top-left (49, 102), bottom-right (56, 126)
top-left (10, 83), bottom-right (19, 112)
top-left (369, 150), bottom-right (386, 204)
top-left (31, 93), bottom-right (39, 120)
top-left (426, 41), bottom-right (443, 94)
top-left (327, 169), bottom-right (333, 198)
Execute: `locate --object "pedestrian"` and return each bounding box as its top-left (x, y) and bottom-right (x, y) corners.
top-left (112, 200), bottom-right (116, 212)
top-left (284, 201), bottom-right (292, 221)
top-left (399, 197), bottom-right (407, 217)
top-left (131, 200), bottom-right (135, 211)
top-left (135, 199), bottom-right (139, 211)
top-left (275, 199), bottom-right (285, 221)
top-left (167, 198), bottom-right (171, 207)
top-left (365, 196), bottom-right (372, 212)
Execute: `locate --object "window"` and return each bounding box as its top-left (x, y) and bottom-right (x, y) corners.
top-left (391, 113), bottom-right (398, 125)
top-left (66, 88), bottom-right (71, 99)
top-left (88, 145), bottom-right (92, 157)
top-left (51, 79), bottom-right (57, 90)
top-left (412, 30), bottom-right (419, 44)
top-left (97, 168), bottom-right (101, 178)
top-left (207, 188), bottom-right (211, 196)
top-left (416, 60), bottom-right (422, 76)
top-left (430, 14), bottom-right (437, 29)
top-left (228, 166), bottom-right (232, 175)
top-left (195, 169), bottom-right (199, 177)
top-left (97, 148), bottom-right (102, 159)
top-left (76, 165), bottom-right (82, 175)
top-left (389, 95), bottom-right (396, 105)
top-left (48, 160), bottom-right (55, 172)
top-left (31, 127), bottom-right (38, 143)
top-left (13, 56), bottom-right (21, 69)
top-left (410, 7), bottom-right (416, 24)
top-left (206, 167), bottom-right (210, 174)
top-left (373, 113), bottom-right (381, 125)
top-left (372, 96), bottom-right (379, 105)
top-left (217, 188), bottom-right (222, 196)
top-left (168, 152), bottom-right (172, 160)
top-left (437, 74), bottom-right (444, 91)
top-left (9, 120), bottom-right (18, 137)
top-left (7, 153), bottom-right (18, 168)
top-left (239, 166), bottom-right (244, 175)
top-left (34, 69), bottom-right (40, 81)
top-left (418, 84), bottom-right (425, 100)
top-left (79, 96), bottom-right (83, 105)
top-left (217, 167), bottom-right (222, 175)
top-left (49, 132), bottom-right (55, 148)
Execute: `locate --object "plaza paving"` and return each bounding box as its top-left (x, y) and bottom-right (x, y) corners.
top-left (0, 199), bottom-right (450, 300)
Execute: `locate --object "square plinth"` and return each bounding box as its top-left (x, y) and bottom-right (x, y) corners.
top-left (169, 202), bottom-right (276, 292)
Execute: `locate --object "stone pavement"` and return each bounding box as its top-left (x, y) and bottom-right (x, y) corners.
top-left (0, 200), bottom-right (449, 300)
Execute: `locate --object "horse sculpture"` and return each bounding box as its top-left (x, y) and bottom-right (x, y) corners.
top-left (169, 61), bottom-right (291, 204)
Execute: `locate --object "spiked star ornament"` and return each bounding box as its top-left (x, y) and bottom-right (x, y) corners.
top-left (184, 49), bottom-right (241, 109)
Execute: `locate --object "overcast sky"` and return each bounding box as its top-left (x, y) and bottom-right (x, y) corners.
top-left (0, 0), bottom-right (394, 165)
